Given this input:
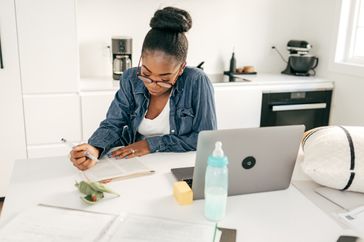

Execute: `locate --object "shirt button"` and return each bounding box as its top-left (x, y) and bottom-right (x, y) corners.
top-left (171, 130), bottom-right (175, 133)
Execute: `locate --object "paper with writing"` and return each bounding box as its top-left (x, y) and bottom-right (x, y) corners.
top-left (83, 157), bottom-right (154, 182)
top-left (0, 205), bottom-right (117, 242)
top-left (108, 213), bottom-right (216, 242)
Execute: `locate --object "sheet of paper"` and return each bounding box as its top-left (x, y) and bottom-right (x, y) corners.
top-left (83, 157), bottom-right (153, 181)
top-left (214, 229), bottom-right (222, 242)
top-left (337, 206), bottom-right (364, 236)
top-left (315, 186), bottom-right (364, 210)
top-left (107, 213), bottom-right (216, 242)
top-left (0, 205), bottom-right (117, 242)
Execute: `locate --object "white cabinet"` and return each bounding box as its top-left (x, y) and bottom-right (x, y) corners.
top-left (24, 94), bottom-right (82, 158)
top-left (27, 144), bottom-right (72, 159)
top-left (15, 0), bottom-right (80, 158)
top-left (0, 0), bottom-right (27, 197)
top-left (15, 0), bottom-right (79, 94)
top-left (214, 85), bottom-right (262, 129)
top-left (23, 94), bottom-right (82, 145)
top-left (80, 91), bottom-right (116, 141)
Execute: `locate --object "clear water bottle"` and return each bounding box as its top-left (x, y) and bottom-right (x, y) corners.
top-left (204, 141), bottom-right (229, 221)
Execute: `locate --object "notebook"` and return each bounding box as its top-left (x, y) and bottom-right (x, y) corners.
top-left (82, 156), bottom-right (155, 182)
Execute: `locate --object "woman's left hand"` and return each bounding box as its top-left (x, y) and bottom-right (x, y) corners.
top-left (111, 140), bottom-right (151, 159)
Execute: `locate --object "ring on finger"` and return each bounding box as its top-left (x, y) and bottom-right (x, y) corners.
top-left (130, 149), bottom-right (135, 154)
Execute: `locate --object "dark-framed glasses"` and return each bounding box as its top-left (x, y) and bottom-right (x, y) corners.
top-left (136, 57), bottom-right (181, 88)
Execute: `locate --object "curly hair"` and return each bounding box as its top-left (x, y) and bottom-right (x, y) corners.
top-left (142, 7), bottom-right (192, 63)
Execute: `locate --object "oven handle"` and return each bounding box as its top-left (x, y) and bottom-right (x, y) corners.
top-left (272, 103), bottom-right (327, 112)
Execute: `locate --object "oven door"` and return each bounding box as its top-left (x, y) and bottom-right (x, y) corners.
top-left (260, 90), bottom-right (332, 131)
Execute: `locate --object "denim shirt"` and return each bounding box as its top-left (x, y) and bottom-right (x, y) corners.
top-left (88, 66), bottom-right (217, 157)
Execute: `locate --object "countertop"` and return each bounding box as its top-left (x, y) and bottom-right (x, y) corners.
top-left (79, 73), bottom-right (334, 93)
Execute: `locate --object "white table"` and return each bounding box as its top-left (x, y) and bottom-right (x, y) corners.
top-left (0, 152), bottom-right (351, 241)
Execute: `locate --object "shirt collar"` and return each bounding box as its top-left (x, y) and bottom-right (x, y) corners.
top-left (134, 78), bottom-right (147, 95)
top-left (173, 74), bottom-right (184, 94)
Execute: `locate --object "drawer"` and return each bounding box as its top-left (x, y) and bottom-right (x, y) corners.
top-left (80, 91), bottom-right (115, 140)
top-left (23, 94), bottom-right (82, 145)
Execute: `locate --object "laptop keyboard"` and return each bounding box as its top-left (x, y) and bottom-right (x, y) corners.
top-left (183, 178), bottom-right (193, 188)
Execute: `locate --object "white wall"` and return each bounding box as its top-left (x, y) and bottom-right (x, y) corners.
top-left (76, 0), bottom-right (311, 77)
top-left (296, 0), bottom-right (364, 125)
top-left (77, 0), bottom-right (364, 125)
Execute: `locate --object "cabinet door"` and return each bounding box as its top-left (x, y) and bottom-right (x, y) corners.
top-left (81, 91), bottom-right (116, 141)
top-left (214, 86), bottom-right (262, 129)
top-left (23, 94), bottom-right (82, 145)
top-left (15, 0), bottom-right (78, 94)
top-left (27, 144), bottom-right (71, 159)
top-left (0, 0), bottom-right (27, 197)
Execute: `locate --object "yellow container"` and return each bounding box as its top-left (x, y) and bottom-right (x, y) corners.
top-left (173, 181), bottom-right (193, 205)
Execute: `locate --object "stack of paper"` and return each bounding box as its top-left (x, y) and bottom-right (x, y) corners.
top-left (0, 205), bottom-right (117, 242)
top-left (105, 213), bottom-right (217, 242)
top-left (337, 206), bottom-right (364, 236)
top-left (315, 186), bottom-right (364, 210)
top-left (0, 205), bottom-right (217, 242)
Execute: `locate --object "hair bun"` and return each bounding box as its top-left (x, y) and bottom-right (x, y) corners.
top-left (150, 7), bottom-right (192, 33)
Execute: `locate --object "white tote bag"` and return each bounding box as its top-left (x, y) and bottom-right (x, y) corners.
top-left (301, 126), bottom-right (364, 193)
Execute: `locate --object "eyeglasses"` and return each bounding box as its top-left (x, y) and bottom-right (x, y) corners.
top-left (136, 57), bottom-right (181, 88)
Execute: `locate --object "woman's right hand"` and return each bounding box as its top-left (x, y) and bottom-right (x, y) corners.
top-left (69, 144), bottom-right (100, 171)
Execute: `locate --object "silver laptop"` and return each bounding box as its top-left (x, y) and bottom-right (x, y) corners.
top-left (171, 125), bottom-right (305, 200)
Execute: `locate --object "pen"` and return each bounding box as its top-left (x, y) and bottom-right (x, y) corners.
top-left (60, 138), bottom-right (99, 162)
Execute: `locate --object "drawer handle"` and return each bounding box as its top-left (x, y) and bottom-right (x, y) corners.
top-left (272, 103), bottom-right (327, 111)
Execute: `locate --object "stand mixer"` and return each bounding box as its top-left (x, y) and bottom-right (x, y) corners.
top-left (273, 40), bottom-right (319, 76)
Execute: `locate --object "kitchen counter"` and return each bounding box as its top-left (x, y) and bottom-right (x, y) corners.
top-left (79, 73), bottom-right (334, 93)
top-left (209, 73), bottom-right (334, 92)
top-left (79, 76), bottom-right (120, 92)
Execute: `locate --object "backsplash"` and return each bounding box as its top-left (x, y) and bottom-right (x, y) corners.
top-left (76, 0), bottom-right (315, 77)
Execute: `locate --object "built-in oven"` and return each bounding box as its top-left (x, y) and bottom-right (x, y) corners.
top-left (260, 90), bottom-right (332, 131)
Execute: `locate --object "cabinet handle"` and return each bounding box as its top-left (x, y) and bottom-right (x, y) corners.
top-left (0, 34), bottom-right (3, 69)
top-left (272, 103), bottom-right (327, 111)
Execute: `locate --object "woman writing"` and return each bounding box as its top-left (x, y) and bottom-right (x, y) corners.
top-left (70, 7), bottom-right (217, 170)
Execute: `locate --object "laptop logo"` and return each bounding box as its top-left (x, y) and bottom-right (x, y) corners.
top-left (242, 156), bottom-right (256, 169)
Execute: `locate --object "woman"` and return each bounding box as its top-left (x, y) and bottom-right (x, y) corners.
top-left (70, 7), bottom-right (217, 170)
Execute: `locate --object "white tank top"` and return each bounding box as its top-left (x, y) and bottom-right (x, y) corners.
top-left (138, 98), bottom-right (170, 137)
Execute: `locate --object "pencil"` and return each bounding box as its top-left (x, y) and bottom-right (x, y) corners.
top-left (60, 138), bottom-right (99, 162)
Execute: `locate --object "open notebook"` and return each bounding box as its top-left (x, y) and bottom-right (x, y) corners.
top-left (82, 156), bottom-right (154, 182)
top-left (60, 140), bottom-right (154, 182)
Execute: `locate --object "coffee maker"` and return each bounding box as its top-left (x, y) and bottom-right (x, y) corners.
top-left (112, 37), bottom-right (132, 80)
top-left (274, 40), bottom-right (319, 76)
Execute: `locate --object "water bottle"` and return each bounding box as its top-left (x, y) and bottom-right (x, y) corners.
top-left (204, 141), bottom-right (229, 221)
top-left (229, 52), bottom-right (236, 73)
top-left (229, 52), bottom-right (236, 82)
